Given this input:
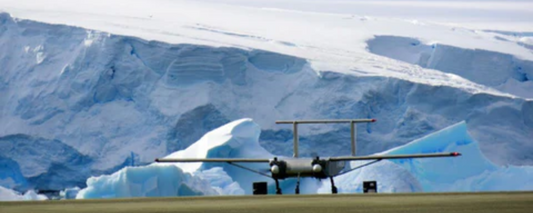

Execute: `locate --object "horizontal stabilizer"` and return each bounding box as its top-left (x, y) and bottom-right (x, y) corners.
top-left (275, 119), bottom-right (376, 124)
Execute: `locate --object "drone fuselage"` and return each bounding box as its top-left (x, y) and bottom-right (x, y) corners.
top-left (269, 158), bottom-right (346, 179)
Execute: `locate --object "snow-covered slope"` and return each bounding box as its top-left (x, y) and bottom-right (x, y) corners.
top-left (1, 0), bottom-right (532, 90)
top-left (77, 119), bottom-right (533, 199)
top-left (367, 35), bottom-right (533, 98)
top-left (0, 0), bottom-right (532, 195)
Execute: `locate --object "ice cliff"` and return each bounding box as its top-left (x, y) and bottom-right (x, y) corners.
top-left (0, 12), bottom-right (532, 195)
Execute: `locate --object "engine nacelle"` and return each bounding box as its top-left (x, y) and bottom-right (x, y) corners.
top-left (312, 164), bottom-right (322, 173)
top-left (269, 157), bottom-right (345, 179)
top-left (270, 165), bottom-right (280, 174)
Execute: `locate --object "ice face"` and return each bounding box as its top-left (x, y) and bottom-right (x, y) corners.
top-left (0, 8), bottom-right (532, 194)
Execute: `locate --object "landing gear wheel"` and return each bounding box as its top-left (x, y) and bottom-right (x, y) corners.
top-left (332, 186), bottom-right (338, 194)
top-left (275, 178), bottom-right (282, 195)
top-left (330, 177), bottom-right (338, 194)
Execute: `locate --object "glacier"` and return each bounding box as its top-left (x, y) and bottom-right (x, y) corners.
top-left (0, 12), bottom-right (532, 195)
top-left (0, 0), bottom-right (532, 198)
top-left (77, 118), bottom-right (533, 199)
top-left (367, 35), bottom-right (533, 98)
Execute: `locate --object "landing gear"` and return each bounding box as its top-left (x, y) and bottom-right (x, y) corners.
top-left (275, 178), bottom-right (282, 194)
top-left (330, 177), bottom-right (338, 194)
top-left (295, 174), bottom-right (300, 194)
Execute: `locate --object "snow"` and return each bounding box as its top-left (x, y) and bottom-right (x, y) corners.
top-left (367, 35), bottom-right (533, 98)
top-left (0, 0), bottom-right (532, 86)
top-left (0, 0), bottom-right (532, 196)
top-left (0, 186), bottom-right (47, 201)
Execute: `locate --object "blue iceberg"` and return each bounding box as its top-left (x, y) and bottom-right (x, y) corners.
top-left (324, 122), bottom-right (533, 193)
top-left (0, 185), bottom-right (47, 201)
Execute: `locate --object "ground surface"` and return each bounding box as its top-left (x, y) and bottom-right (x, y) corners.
top-left (1, 192), bottom-right (532, 213)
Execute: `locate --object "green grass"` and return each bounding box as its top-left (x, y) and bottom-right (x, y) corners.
top-left (1, 192), bottom-right (532, 213)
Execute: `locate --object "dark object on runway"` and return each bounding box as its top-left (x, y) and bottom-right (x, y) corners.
top-left (363, 181), bottom-right (377, 193)
top-left (253, 182), bottom-right (268, 195)
top-left (156, 119), bottom-right (462, 194)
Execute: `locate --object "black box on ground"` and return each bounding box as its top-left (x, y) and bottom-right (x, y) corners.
top-left (253, 182), bottom-right (268, 195)
top-left (363, 181), bottom-right (377, 193)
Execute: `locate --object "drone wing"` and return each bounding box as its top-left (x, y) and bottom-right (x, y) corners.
top-left (329, 152), bottom-right (461, 161)
top-left (155, 158), bottom-right (272, 178)
top-left (155, 158), bottom-right (270, 163)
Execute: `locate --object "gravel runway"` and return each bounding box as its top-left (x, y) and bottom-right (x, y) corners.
top-left (1, 192), bottom-right (532, 213)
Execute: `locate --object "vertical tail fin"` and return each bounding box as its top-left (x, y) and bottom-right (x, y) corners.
top-left (275, 119), bottom-right (376, 158)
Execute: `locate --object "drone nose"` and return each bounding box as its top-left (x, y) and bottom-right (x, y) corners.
top-left (270, 165), bottom-right (280, 174)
